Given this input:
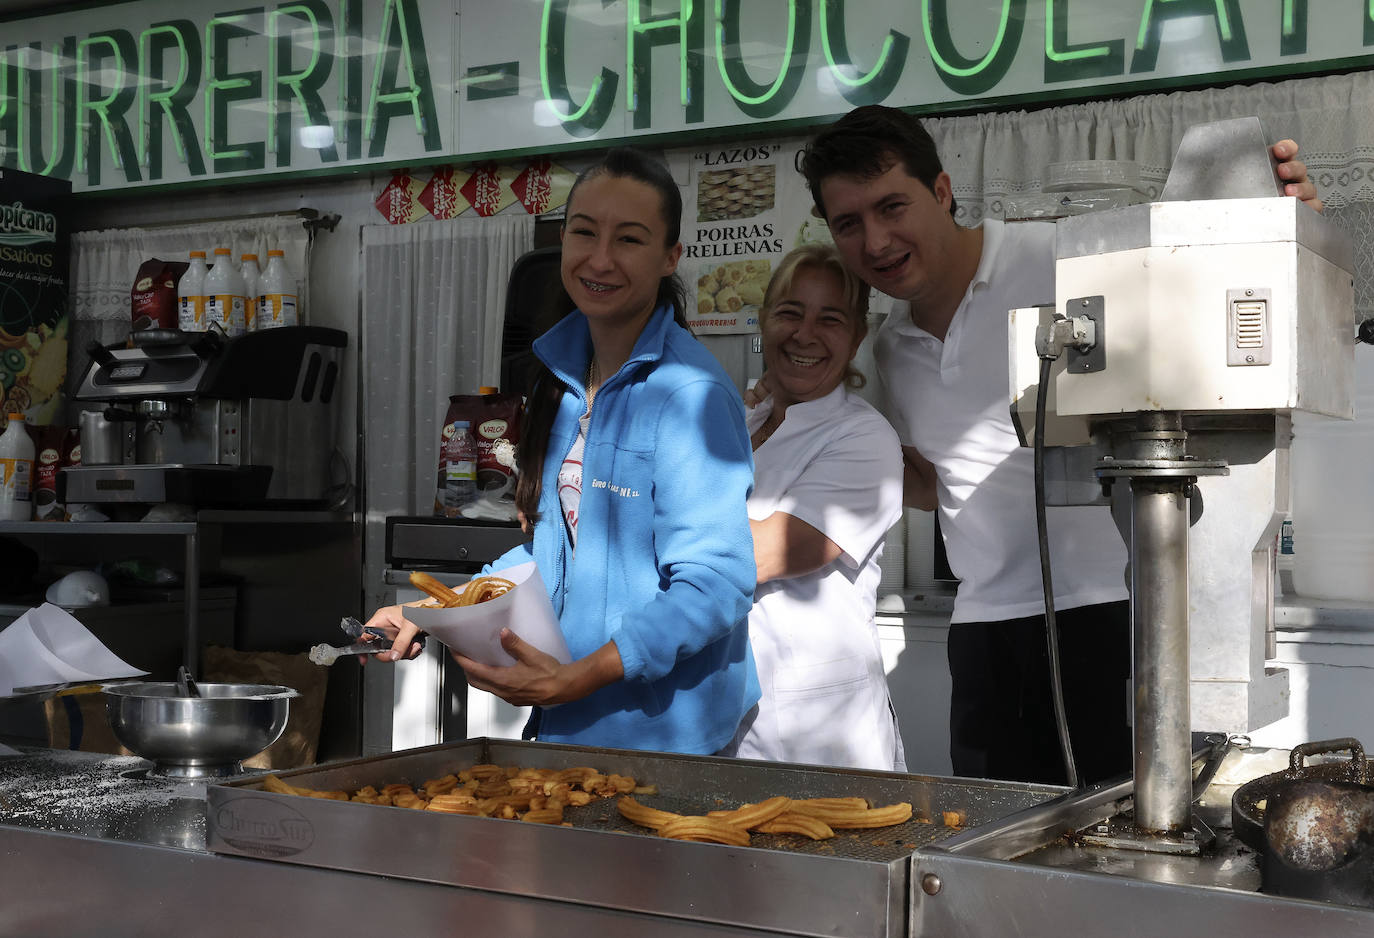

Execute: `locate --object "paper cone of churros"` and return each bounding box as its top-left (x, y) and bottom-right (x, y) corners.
top-left (403, 561), bottom-right (571, 667)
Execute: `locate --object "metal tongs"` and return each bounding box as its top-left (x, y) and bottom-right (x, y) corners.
top-left (308, 617), bottom-right (425, 666)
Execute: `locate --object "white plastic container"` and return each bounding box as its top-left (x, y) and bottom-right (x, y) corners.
top-left (436, 420), bottom-right (478, 516)
top-left (239, 253), bottom-right (262, 331)
top-left (257, 249), bottom-right (298, 329)
top-left (0, 412), bottom-right (36, 521)
top-left (177, 251), bottom-right (208, 332)
top-left (202, 247), bottom-right (246, 336)
top-left (1291, 343), bottom-right (1374, 602)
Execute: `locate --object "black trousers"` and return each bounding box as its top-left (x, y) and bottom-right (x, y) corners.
top-left (947, 600), bottom-right (1132, 787)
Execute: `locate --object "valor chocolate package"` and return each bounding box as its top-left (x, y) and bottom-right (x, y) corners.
top-left (433, 391), bottom-right (522, 521)
top-left (130, 258), bottom-right (188, 330)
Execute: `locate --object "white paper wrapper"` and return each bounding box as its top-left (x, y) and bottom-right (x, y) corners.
top-left (0, 603), bottom-right (148, 697)
top-left (403, 561), bottom-right (571, 667)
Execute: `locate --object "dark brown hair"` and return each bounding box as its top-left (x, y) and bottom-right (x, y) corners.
top-left (797, 105), bottom-right (956, 219)
top-left (514, 148), bottom-right (688, 523)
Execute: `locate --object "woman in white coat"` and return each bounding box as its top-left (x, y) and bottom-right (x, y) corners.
top-left (726, 243), bottom-right (906, 771)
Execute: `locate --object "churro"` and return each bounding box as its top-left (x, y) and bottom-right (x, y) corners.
top-left (659, 815), bottom-right (752, 846)
top-left (521, 807), bottom-right (565, 825)
top-left (617, 795), bottom-right (683, 830)
top-left (408, 570), bottom-right (464, 606)
top-left (706, 795), bottom-right (791, 830)
top-left (789, 800), bottom-right (913, 829)
top-left (455, 576), bottom-right (516, 606)
top-left (754, 812), bottom-right (835, 840)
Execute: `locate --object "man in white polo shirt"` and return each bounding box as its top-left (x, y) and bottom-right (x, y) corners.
top-left (782, 105), bottom-right (1321, 785)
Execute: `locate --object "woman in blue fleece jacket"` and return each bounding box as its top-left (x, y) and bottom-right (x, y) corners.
top-left (374, 148), bottom-right (760, 755)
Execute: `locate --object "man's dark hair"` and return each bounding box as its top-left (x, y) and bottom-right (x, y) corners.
top-left (797, 105), bottom-right (957, 220)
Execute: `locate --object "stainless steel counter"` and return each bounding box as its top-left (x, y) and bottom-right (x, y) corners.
top-left (6, 742), bottom-right (1374, 937)
top-left (0, 747), bottom-right (821, 937)
top-left (0, 744), bottom-right (1059, 938)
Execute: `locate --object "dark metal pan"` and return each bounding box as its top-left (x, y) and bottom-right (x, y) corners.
top-left (1232, 737), bottom-right (1369, 851)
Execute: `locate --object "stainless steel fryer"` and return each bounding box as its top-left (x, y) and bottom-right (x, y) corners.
top-left (206, 738), bottom-right (1063, 937)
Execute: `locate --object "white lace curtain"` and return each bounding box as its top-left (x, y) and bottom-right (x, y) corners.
top-left (922, 68), bottom-right (1374, 320)
top-left (358, 214), bottom-right (534, 600)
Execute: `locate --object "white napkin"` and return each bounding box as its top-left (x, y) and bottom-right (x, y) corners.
top-left (0, 603), bottom-right (148, 696)
top-left (403, 561), bottom-right (571, 667)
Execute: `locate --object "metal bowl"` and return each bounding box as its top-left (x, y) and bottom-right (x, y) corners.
top-left (104, 681), bottom-right (299, 778)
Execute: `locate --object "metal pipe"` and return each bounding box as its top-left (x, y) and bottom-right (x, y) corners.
top-left (1130, 476), bottom-right (1194, 832)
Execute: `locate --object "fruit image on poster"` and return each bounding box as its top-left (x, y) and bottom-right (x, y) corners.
top-left (0, 169), bottom-right (71, 424)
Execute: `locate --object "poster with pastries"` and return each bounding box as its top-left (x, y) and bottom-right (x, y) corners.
top-left (681, 142), bottom-right (812, 335)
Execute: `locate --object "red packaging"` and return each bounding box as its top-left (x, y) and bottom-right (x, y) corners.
top-left (27, 424), bottom-right (69, 521)
top-left (131, 258), bottom-right (189, 330)
top-left (433, 391), bottom-right (522, 520)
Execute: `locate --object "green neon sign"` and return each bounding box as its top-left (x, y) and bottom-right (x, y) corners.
top-left (1132, 0), bottom-right (1249, 73)
top-left (922, 0), bottom-right (1025, 96)
top-left (1044, 0), bottom-right (1123, 83)
top-left (715, 0), bottom-right (810, 119)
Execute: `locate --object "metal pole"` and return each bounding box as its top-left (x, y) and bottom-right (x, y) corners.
top-left (185, 527), bottom-right (200, 676)
top-left (1130, 476), bottom-right (1193, 833)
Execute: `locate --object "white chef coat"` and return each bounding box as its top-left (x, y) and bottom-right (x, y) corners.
top-left (730, 384), bottom-right (906, 771)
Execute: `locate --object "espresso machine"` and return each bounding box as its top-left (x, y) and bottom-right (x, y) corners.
top-left (61, 325), bottom-right (348, 507)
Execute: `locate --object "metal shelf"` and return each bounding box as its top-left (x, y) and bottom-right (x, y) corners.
top-left (0, 511), bottom-right (360, 676)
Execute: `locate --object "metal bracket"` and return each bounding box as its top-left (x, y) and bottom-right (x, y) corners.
top-left (1066, 295), bottom-right (1105, 373)
top-left (1077, 812), bottom-right (1216, 856)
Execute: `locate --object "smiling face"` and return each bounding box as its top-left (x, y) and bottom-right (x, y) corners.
top-left (760, 265), bottom-right (863, 406)
top-left (819, 158), bottom-right (958, 307)
top-left (560, 173), bottom-right (683, 331)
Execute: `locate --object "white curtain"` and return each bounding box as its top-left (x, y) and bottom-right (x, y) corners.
top-left (358, 214), bottom-right (534, 586)
top-left (922, 69), bottom-right (1374, 320)
top-left (68, 218), bottom-right (313, 415)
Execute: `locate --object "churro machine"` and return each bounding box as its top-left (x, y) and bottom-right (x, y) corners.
top-left (927, 114), bottom-right (1374, 931)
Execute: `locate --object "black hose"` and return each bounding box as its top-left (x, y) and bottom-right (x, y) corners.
top-left (1035, 356), bottom-right (1080, 789)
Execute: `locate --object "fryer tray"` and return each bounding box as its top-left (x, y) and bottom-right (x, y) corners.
top-left (207, 739), bottom-right (1062, 938)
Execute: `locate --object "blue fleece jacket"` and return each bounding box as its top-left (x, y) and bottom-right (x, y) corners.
top-left (487, 304), bottom-right (760, 754)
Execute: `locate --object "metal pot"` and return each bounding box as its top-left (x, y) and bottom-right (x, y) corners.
top-left (1263, 779), bottom-right (1374, 907)
top-left (78, 410), bottom-right (127, 466)
top-left (1233, 738), bottom-right (1370, 849)
top-left (104, 681), bottom-right (298, 778)
top-left (1232, 738), bottom-right (1374, 908)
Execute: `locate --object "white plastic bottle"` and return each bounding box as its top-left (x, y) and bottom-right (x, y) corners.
top-left (239, 253), bottom-right (262, 331)
top-left (0, 412), bottom-right (36, 521)
top-left (178, 251), bottom-right (208, 332)
top-left (257, 249), bottom-right (298, 329)
top-left (440, 420), bottom-right (478, 516)
top-left (202, 247), bottom-right (246, 337)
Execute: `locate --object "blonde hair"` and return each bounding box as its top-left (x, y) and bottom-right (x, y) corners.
top-left (760, 243), bottom-right (869, 389)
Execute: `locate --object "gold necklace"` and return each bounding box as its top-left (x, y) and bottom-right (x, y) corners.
top-left (585, 359), bottom-right (600, 411)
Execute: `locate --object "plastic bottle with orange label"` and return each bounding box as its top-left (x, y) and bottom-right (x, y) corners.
top-left (257, 249), bottom-right (298, 329)
top-left (203, 248), bottom-right (246, 336)
top-left (178, 251), bottom-right (208, 331)
top-left (0, 412), bottom-right (36, 520)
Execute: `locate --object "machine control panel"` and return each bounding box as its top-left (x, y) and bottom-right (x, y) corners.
top-left (107, 363), bottom-right (147, 382)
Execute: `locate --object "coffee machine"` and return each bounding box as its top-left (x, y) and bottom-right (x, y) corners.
top-left (61, 325), bottom-right (348, 507)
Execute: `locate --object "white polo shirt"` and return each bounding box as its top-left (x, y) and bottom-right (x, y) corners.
top-left (736, 385), bottom-right (906, 771)
top-left (873, 218), bottom-right (1129, 624)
